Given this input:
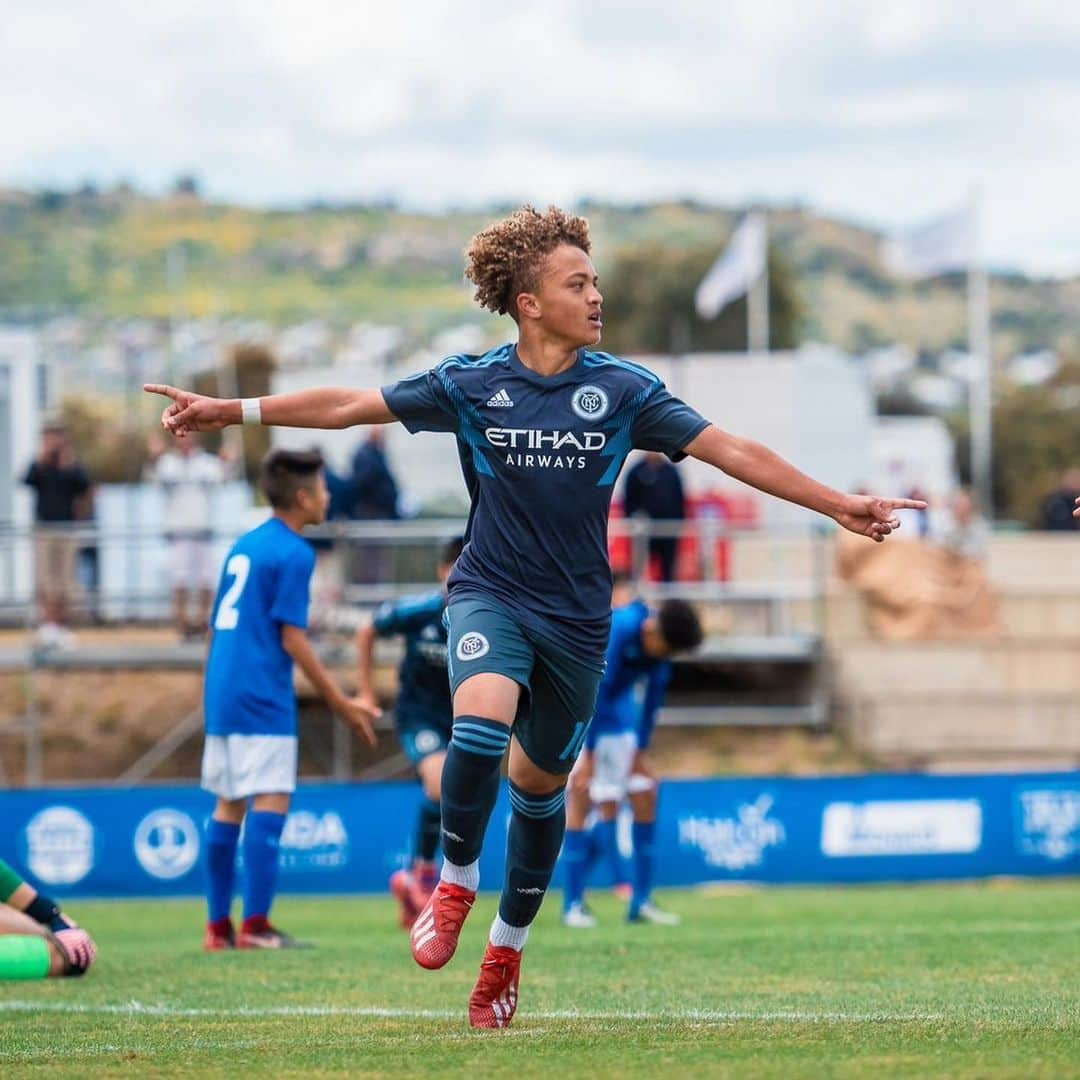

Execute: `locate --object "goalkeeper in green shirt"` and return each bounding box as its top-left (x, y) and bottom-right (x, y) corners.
top-left (0, 857), bottom-right (96, 979)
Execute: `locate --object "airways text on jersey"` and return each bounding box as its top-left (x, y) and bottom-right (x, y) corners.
top-left (486, 427), bottom-right (606, 470)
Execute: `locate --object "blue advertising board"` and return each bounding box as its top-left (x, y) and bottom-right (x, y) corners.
top-left (0, 771), bottom-right (1076, 898)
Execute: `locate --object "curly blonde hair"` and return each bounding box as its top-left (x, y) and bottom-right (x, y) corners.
top-left (464, 205), bottom-right (591, 318)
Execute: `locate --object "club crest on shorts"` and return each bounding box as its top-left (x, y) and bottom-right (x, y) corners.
top-left (414, 729), bottom-right (442, 755)
top-left (456, 631), bottom-right (490, 661)
top-left (571, 384), bottom-right (609, 421)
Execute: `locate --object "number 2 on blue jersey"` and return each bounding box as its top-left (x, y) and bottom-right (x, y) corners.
top-left (214, 553), bottom-right (251, 631)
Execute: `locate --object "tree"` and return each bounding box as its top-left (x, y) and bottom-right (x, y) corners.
top-left (949, 356), bottom-right (1080, 523)
top-left (598, 243), bottom-right (801, 355)
top-left (193, 343), bottom-right (274, 484)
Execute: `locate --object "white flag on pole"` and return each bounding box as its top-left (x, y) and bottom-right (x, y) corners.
top-left (882, 204), bottom-right (974, 277)
top-left (695, 213), bottom-right (767, 320)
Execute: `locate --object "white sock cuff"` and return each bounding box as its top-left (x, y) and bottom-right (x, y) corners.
top-left (489, 915), bottom-right (530, 952)
top-left (440, 858), bottom-right (479, 892)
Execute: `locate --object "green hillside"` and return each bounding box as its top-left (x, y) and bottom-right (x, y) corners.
top-left (1, 188), bottom-right (1077, 359)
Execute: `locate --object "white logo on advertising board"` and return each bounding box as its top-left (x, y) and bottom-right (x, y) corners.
top-left (280, 811), bottom-right (349, 871)
top-left (821, 799), bottom-right (982, 857)
top-left (678, 795), bottom-right (785, 871)
top-left (134, 809), bottom-right (200, 880)
top-left (1017, 788), bottom-right (1080, 862)
top-left (24, 806), bottom-right (95, 885)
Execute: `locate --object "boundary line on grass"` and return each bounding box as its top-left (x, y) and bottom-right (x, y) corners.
top-left (0, 1000), bottom-right (943, 1024)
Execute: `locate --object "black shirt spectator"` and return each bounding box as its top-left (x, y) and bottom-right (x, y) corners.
top-left (1039, 469), bottom-right (1080, 531)
top-left (24, 460), bottom-right (90, 522)
top-left (351, 430), bottom-right (399, 520)
top-left (623, 452), bottom-right (686, 582)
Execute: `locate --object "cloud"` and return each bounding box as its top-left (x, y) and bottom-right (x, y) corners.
top-left (2, 1), bottom-right (1079, 271)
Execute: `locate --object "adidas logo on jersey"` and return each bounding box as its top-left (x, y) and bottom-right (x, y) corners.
top-left (486, 388), bottom-right (515, 408)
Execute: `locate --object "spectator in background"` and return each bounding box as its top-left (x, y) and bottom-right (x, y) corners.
top-left (23, 422), bottom-right (90, 649)
top-left (351, 428), bottom-right (400, 585)
top-left (146, 431), bottom-right (233, 639)
top-left (939, 487), bottom-right (990, 560)
top-left (352, 428), bottom-right (400, 521)
top-left (623, 451), bottom-right (686, 583)
top-left (1039, 468), bottom-right (1080, 531)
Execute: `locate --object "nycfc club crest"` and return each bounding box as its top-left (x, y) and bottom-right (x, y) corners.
top-left (456, 632), bottom-right (490, 661)
top-left (571, 385), bottom-right (609, 421)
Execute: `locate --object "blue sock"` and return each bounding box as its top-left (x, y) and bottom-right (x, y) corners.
top-left (499, 782), bottom-right (566, 928)
top-left (630, 820), bottom-right (656, 913)
top-left (562, 828), bottom-right (589, 912)
top-left (415, 797), bottom-right (442, 863)
top-left (242, 810), bottom-right (286, 921)
top-left (440, 717), bottom-right (510, 868)
top-left (595, 818), bottom-right (621, 886)
top-left (205, 818), bottom-right (240, 924)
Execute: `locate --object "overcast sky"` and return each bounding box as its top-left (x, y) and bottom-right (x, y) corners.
top-left (4, 1), bottom-right (1079, 274)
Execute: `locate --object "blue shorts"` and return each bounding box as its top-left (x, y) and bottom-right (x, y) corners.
top-left (396, 709), bottom-right (452, 767)
top-left (445, 595), bottom-right (605, 776)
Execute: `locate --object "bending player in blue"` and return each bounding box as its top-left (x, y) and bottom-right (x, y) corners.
top-left (148, 204), bottom-right (924, 1026)
top-left (355, 536), bottom-right (464, 930)
top-left (563, 597), bottom-right (702, 928)
top-left (200, 449), bottom-right (378, 951)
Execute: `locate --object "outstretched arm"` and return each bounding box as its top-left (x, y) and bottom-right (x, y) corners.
top-left (143, 384), bottom-right (395, 436)
top-left (683, 425), bottom-right (925, 543)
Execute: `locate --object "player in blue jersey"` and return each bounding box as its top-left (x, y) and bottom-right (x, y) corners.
top-left (147, 204), bottom-right (924, 1026)
top-left (563, 597), bottom-right (702, 928)
top-left (200, 449), bottom-right (378, 951)
top-left (355, 536), bottom-right (464, 929)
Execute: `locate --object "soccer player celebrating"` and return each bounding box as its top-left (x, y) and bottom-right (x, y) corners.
top-left (200, 449), bottom-right (378, 951)
top-left (147, 205), bottom-right (924, 1026)
top-left (563, 598), bottom-right (703, 928)
top-left (0, 857), bottom-right (96, 979)
top-left (355, 536), bottom-right (464, 929)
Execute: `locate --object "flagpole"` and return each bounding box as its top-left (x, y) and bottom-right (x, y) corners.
top-left (747, 212), bottom-right (769, 353)
top-left (966, 188), bottom-right (993, 516)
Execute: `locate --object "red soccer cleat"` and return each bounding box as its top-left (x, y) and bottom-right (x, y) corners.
top-left (390, 869), bottom-right (421, 931)
top-left (409, 881), bottom-right (475, 970)
top-left (236, 916), bottom-right (312, 949)
top-left (468, 943), bottom-right (522, 1028)
top-left (202, 918), bottom-right (235, 952)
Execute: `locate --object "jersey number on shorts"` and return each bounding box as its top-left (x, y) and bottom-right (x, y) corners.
top-left (214, 554), bottom-right (251, 631)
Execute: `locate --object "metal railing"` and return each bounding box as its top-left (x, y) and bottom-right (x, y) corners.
top-left (0, 517), bottom-right (832, 786)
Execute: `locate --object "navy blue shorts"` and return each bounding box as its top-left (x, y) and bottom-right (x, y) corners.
top-left (396, 708), bottom-right (452, 768)
top-left (445, 595), bottom-right (604, 776)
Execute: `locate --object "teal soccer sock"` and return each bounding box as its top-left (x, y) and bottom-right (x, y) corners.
top-left (499, 782), bottom-right (566, 928)
top-left (440, 717), bottom-right (510, 871)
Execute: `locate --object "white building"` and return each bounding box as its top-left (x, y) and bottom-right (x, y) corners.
top-left (0, 327), bottom-right (51, 605)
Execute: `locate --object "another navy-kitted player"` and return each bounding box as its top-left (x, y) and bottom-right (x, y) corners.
top-left (355, 536), bottom-right (464, 930)
top-left (563, 597), bottom-right (703, 929)
top-left (147, 204), bottom-right (926, 1028)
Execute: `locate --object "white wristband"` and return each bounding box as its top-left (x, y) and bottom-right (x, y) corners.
top-left (240, 397), bottom-right (262, 426)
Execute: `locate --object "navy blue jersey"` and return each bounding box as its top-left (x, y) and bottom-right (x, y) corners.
top-left (586, 600), bottom-right (671, 751)
top-left (372, 590), bottom-right (452, 723)
top-left (383, 345), bottom-right (708, 656)
top-left (204, 517), bottom-right (315, 736)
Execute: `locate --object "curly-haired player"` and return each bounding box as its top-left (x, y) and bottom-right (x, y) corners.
top-left (146, 204), bottom-right (924, 1028)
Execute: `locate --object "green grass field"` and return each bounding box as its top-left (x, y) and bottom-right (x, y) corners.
top-left (1, 880), bottom-right (1078, 1078)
